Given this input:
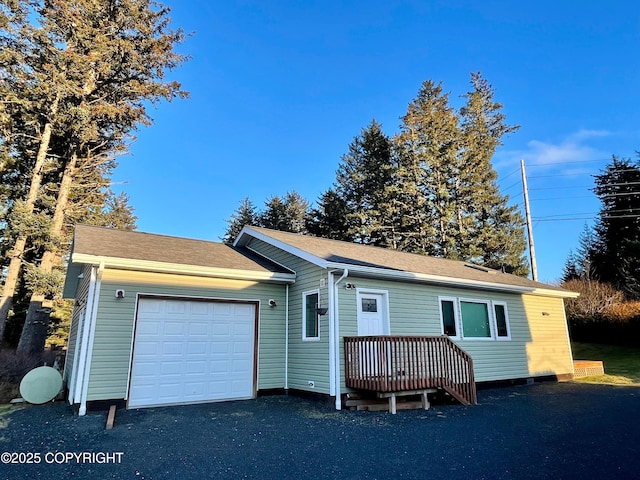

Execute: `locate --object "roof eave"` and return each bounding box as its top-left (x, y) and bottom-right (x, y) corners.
top-left (326, 261), bottom-right (578, 298)
top-left (70, 253), bottom-right (296, 284)
top-left (236, 226), bottom-right (328, 268)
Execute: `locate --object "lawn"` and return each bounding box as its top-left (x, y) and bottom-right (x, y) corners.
top-left (572, 342), bottom-right (640, 385)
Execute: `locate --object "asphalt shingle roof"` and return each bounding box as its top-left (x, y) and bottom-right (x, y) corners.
top-left (244, 226), bottom-right (568, 293)
top-left (71, 225), bottom-right (291, 274)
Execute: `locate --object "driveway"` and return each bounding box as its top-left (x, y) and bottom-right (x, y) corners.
top-left (1, 382), bottom-right (638, 480)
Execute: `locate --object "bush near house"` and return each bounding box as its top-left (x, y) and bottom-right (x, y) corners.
top-left (563, 279), bottom-right (640, 346)
top-left (0, 349), bottom-right (57, 404)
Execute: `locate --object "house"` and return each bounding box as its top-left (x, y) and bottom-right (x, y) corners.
top-left (63, 225), bottom-right (578, 415)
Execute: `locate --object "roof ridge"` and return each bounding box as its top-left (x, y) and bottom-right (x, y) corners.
top-left (75, 224), bottom-right (224, 246)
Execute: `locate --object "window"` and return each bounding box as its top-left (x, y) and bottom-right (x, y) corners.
top-left (439, 298), bottom-right (458, 337)
top-left (493, 302), bottom-right (510, 339)
top-left (439, 296), bottom-right (511, 341)
top-left (460, 300), bottom-right (492, 339)
top-left (361, 298), bottom-right (378, 313)
top-left (303, 291), bottom-right (319, 341)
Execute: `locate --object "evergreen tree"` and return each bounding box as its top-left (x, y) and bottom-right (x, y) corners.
top-left (457, 73), bottom-right (527, 274)
top-left (221, 197), bottom-right (259, 245)
top-left (562, 250), bottom-right (582, 282)
top-left (591, 154), bottom-right (640, 299)
top-left (394, 80), bottom-right (460, 256)
top-left (334, 120), bottom-right (397, 246)
top-left (0, 0), bottom-right (188, 350)
top-left (305, 189), bottom-right (351, 241)
top-left (260, 191), bottom-right (309, 233)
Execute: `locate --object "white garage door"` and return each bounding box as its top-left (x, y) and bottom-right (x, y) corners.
top-left (128, 298), bottom-right (256, 408)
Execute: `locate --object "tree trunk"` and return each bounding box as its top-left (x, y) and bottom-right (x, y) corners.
top-left (0, 94), bottom-right (59, 341)
top-left (18, 151), bottom-right (77, 354)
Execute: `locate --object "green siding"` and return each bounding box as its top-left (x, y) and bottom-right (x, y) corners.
top-left (85, 269), bottom-right (287, 402)
top-left (337, 276), bottom-right (573, 386)
top-left (247, 239), bottom-right (332, 394)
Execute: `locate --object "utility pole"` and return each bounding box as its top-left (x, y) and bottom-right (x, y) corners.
top-left (520, 159), bottom-right (538, 281)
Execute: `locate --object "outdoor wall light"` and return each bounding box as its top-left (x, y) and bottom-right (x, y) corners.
top-left (268, 299), bottom-right (277, 307)
top-left (115, 289), bottom-right (125, 299)
top-left (542, 311), bottom-right (550, 316)
top-left (345, 283), bottom-right (356, 290)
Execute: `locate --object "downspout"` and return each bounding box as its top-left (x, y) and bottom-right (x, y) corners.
top-left (79, 262), bottom-right (104, 416)
top-left (285, 284), bottom-right (289, 391)
top-left (333, 269), bottom-right (349, 410)
top-left (328, 272), bottom-right (335, 396)
top-left (72, 265), bottom-right (97, 404)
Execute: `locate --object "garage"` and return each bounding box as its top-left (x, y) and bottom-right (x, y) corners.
top-left (128, 297), bottom-right (257, 408)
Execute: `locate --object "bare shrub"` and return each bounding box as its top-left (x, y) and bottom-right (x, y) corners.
top-left (0, 349), bottom-right (56, 384)
top-left (605, 301), bottom-right (640, 323)
top-left (562, 279), bottom-right (625, 323)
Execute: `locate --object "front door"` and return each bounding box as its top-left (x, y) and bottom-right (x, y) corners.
top-left (357, 292), bottom-right (388, 336)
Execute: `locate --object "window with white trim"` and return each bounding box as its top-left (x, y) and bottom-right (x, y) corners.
top-left (460, 299), bottom-right (492, 339)
top-left (439, 297), bottom-right (459, 338)
top-left (302, 291), bottom-right (320, 341)
top-left (438, 296), bottom-right (511, 341)
top-left (493, 301), bottom-right (511, 340)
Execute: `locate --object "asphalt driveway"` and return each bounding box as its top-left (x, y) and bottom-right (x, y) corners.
top-left (1, 382), bottom-right (638, 480)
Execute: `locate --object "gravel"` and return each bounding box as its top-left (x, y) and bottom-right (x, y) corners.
top-left (1, 382), bottom-right (638, 479)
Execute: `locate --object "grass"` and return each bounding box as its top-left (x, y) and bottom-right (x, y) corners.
top-left (572, 342), bottom-right (640, 385)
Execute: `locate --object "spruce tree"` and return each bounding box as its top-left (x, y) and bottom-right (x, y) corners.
top-left (260, 191), bottom-right (309, 233)
top-left (394, 80), bottom-right (460, 256)
top-left (0, 0), bottom-right (188, 350)
top-left (591, 154), bottom-right (640, 298)
top-left (305, 189), bottom-right (351, 241)
top-left (457, 73), bottom-right (526, 274)
top-left (334, 120), bottom-right (397, 246)
top-left (222, 197), bottom-right (259, 245)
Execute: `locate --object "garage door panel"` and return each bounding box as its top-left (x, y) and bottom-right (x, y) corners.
top-left (139, 299), bottom-right (162, 313)
top-left (190, 302), bottom-right (210, 316)
top-left (186, 341), bottom-right (208, 355)
top-left (166, 301), bottom-right (186, 315)
top-left (160, 362), bottom-right (182, 375)
top-left (161, 341), bottom-right (184, 355)
top-left (129, 298), bottom-right (256, 408)
top-left (163, 321), bottom-right (186, 336)
top-left (188, 322), bottom-right (209, 336)
top-left (213, 303), bottom-right (231, 316)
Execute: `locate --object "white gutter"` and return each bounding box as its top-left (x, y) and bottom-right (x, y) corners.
top-left (71, 253), bottom-right (296, 284)
top-left (332, 269), bottom-right (349, 410)
top-left (324, 261), bottom-right (578, 298)
top-left (285, 284), bottom-right (289, 391)
top-left (78, 262), bottom-right (104, 416)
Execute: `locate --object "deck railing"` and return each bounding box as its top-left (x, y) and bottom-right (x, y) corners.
top-left (344, 335), bottom-right (477, 405)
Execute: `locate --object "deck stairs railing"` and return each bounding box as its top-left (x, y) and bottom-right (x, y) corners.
top-left (344, 335), bottom-right (477, 406)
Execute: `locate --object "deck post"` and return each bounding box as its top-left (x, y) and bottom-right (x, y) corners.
top-left (421, 390), bottom-right (430, 410)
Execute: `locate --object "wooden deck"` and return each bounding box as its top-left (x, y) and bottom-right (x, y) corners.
top-left (344, 335), bottom-right (477, 407)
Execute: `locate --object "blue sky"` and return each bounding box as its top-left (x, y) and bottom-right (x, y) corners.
top-left (113, 1), bottom-right (639, 282)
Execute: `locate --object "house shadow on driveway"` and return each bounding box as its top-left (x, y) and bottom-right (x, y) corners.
top-left (1, 382), bottom-right (639, 480)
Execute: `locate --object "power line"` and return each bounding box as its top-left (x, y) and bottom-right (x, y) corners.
top-left (526, 158), bottom-right (611, 167)
top-left (529, 195), bottom-right (594, 201)
top-left (528, 185), bottom-right (592, 191)
top-left (500, 168), bottom-right (521, 182)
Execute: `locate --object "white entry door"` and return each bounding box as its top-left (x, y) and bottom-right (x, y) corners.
top-left (128, 298), bottom-right (256, 409)
top-left (357, 292), bottom-right (388, 336)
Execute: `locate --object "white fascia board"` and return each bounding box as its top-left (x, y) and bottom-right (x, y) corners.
top-left (325, 261), bottom-right (578, 298)
top-left (71, 253), bottom-right (296, 284)
top-left (235, 227), bottom-right (328, 269)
